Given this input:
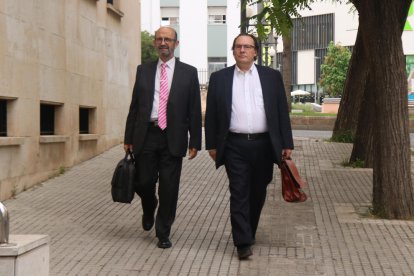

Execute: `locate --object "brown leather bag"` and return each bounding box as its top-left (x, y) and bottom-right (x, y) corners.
top-left (280, 157), bottom-right (307, 202)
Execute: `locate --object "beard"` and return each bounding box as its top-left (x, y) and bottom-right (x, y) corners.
top-left (158, 46), bottom-right (171, 57)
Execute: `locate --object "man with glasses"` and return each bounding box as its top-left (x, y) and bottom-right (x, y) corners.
top-left (124, 26), bottom-right (202, 249)
top-left (205, 34), bottom-right (293, 260)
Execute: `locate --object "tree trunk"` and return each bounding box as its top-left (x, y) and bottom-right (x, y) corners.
top-left (350, 71), bottom-right (374, 167)
top-left (355, 0), bottom-right (414, 219)
top-left (332, 26), bottom-right (367, 141)
top-left (282, 36), bottom-right (292, 112)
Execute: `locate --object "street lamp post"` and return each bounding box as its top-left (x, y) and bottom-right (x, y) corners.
top-left (240, 0), bottom-right (247, 34)
top-left (262, 34), bottom-right (277, 68)
top-left (269, 46), bottom-right (276, 68)
top-left (272, 34), bottom-right (278, 70)
top-left (262, 42), bottom-right (277, 68)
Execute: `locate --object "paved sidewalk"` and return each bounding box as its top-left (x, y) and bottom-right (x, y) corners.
top-left (4, 136), bottom-right (414, 275)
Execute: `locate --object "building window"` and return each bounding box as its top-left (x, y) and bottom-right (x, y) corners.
top-left (0, 100), bottom-right (6, 137)
top-left (40, 104), bottom-right (56, 135)
top-left (292, 51), bottom-right (298, 85)
top-left (208, 15), bottom-right (226, 24)
top-left (208, 6), bottom-right (226, 24)
top-left (161, 17), bottom-right (179, 25)
top-left (107, 0), bottom-right (117, 6)
top-left (106, 0), bottom-right (124, 17)
top-left (208, 57), bottom-right (226, 77)
top-left (276, 52), bottom-right (283, 71)
top-left (79, 106), bottom-right (96, 135)
top-left (315, 48), bottom-right (327, 82)
top-left (79, 108), bottom-right (89, 134)
top-left (275, 52), bottom-right (297, 81)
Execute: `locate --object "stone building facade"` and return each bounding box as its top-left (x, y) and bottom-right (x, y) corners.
top-left (0, 0), bottom-right (141, 200)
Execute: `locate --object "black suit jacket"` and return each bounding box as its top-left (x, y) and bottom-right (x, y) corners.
top-left (205, 64), bottom-right (294, 168)
top-left (124, 59), bottom-right (202, 157)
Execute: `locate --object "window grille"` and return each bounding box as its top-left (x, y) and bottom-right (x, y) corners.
top-left (292, 13), bottom-right (334, 51)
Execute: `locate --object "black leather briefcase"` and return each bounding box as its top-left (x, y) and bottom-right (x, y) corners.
top-left (111, 151), bottom-right (136, 203)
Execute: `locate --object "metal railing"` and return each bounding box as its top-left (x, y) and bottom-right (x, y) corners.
top-left (0, 202), bottom-right (9, 244)
top-left (197, 69), bottom-right (209, 87)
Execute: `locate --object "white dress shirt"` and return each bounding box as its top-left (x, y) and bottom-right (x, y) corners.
top-left (150, 58), bottom-right (175, 121)
top-left (229, 64), bottom-right (268, 134)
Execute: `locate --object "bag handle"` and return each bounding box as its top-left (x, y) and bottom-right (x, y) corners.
top-left (124, 149), bottom-right (135, 161)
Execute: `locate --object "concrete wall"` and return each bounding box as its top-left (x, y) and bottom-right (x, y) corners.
top-left (225, 0), bottom-right (240, 67)
top-left (142, 0), bottom-right (161, 34)
top-left (179, 0), bottom-right (207, 69)
top-left (297, 50), bottom-right (315, 84)
top-left (208, 25), bottom-right (227, 57)
top-left (0, 0), bottom-right (140, 200)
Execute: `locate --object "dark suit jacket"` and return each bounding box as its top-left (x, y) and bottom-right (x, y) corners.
top-left (124, 59), bottom-right (202, 157)
top-left (205, 64), bottom-right (294, 168)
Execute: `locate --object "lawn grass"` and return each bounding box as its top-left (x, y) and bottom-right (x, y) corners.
top-left (290, 103), bottom-right (414, 120)
top-left (290, 103), bottom-right (336, 117)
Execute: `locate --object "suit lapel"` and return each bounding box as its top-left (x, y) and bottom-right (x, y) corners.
top-left (256, 65), bottom-right (272, 117)
top-left (225, 65), bottom-right (235, 121)
top-left (170, 60), bottom-right (181, 97)
top-left (257, 65), bottom-right (268, 95)
top-left (147, 61), bottom-right (158, 106)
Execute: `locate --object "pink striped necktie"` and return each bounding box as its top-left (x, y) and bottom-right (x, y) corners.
top-left (158, 63), bottom-right (168, 130)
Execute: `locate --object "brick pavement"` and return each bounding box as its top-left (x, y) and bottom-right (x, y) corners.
top-left (3, 136), bottom-right (414, 275)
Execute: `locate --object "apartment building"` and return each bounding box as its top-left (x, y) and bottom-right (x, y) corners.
top-left (141, 0), bottom-right (241, 84)
top-left (287, 1), bottom-right (414, 95)
top-left (142, 0), bottom-right (414, 94)
top-left (0, 0), bottom-right (141, 200)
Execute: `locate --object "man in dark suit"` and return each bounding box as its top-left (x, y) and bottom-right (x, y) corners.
top-left (124, 26), bottom-right (202, 249)
top-left (205, 34), bottom-right (294, 260)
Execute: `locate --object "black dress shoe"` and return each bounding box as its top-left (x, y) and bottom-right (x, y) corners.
top-left (142, 198), bottom-right (158, 231)
top-left (142, 214), bottom-right (154, 231)
top-left (157, 238), bottom-right (172, 249)
top-left (237, 246), bottom-right (252, 260)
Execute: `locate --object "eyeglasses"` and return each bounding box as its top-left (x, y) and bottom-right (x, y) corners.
top-left (234, 44), bottom-right (256, 50)
top-left (155, 37), bottom-right (176, 44)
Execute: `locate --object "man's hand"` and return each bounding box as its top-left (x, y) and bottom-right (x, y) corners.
top-left (208, 149), bottom-right (217, 161)
top-left (124, 144), bottom-right (133, 153)
top-left (282, 149), bottom-right (292, 159)
top-left (188, 148), bottom-right (198, 160)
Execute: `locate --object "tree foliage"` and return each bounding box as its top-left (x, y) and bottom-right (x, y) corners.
top-left (141, 31), bottom-right (158, 64)
top-left (244, 0), bottom-right (314, 39)
top-left (319, 42), bottom-right (351, 97)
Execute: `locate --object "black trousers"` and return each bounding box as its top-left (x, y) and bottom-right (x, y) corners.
top-left (135, 125), bottom-right (183, 239)
top-left (224, 134), bottom-right (274, 248)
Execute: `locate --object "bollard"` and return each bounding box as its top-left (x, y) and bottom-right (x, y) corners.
top-left (0, 201), bottom-right (9, 244)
